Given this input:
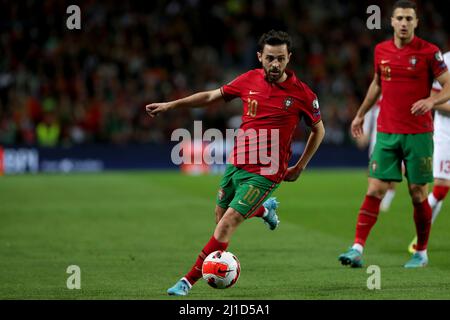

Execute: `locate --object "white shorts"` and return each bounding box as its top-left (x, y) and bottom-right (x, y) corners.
top-left (433, 111), bottom-right (450, 180)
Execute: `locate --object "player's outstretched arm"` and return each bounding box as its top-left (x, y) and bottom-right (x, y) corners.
top-left (411, 71), bottom-right (450, 115)
top-left (351, 74), bottom-right (381, 138)
top-left (283, 120), bottom-right (325, 182)
top-left (145, 88), bottom-right (223, 118)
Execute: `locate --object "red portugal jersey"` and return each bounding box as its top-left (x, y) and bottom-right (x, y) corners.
top-left (220, 69), bottom-right (321, 183)
top-left (374, 36), bottom-right (448, 134)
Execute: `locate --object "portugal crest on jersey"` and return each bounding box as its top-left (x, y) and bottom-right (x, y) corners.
top-left (409, 56), bottom-right (417, 67)
top-left (284, 97), bottom-right (293, 110)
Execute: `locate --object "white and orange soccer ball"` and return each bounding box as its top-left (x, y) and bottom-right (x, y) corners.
top-left (202, 250), bottom-right (241, 289)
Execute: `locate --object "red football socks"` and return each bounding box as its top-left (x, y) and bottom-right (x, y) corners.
top-left (414, 199), bottom-right (432, 251)
top-left (354, 195), bottom-right (381, 246)
top-left (432, 185), bottom-right (449, 201)
top-left (185, 235), bottom-right (229, 286)
top-left (248, 206), bottom-right (265, 218)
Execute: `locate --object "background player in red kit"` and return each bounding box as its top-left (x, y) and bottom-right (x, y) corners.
top-left (338, 0), bottom-right (450, 268)
top-left (146, 30), bottom-right (325, 296)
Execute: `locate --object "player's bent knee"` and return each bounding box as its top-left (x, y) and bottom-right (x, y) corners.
top-left (214, 208), bottom-right (244, 242)
top-left (215, 205), bottom-right (226, 224)
top-left (367, 178), bottom-right (389, 199)
top-left (409, 184), bottom-right (428, 203)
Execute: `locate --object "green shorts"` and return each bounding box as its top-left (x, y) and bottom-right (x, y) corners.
top-left (369, 132), bottom-right (433, 184)
top-left (216, 165), bottom-right (279, 219)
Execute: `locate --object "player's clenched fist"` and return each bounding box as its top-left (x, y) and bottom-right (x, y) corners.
top-left (145, 102), bottom-right (171, 118)
top-left (283, 166), bottom-right (302, 182)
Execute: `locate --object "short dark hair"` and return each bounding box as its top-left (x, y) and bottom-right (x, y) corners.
top-left (392, 0), bottom-right (417, 16)
top-left (258, 30), bottom-right (292, 53)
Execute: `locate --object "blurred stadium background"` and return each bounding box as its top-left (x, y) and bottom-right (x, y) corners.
top-left (0, 0), bottom-right (448, 173)
top-left (1, 0), bottom-right (450, 300)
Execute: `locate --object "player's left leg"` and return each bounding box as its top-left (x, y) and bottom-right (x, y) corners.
top-left (247, 197), bottom-right (280, 230)
top-left (403, 132), bottom-right (434, 262)
top-left (404, 183), bottom-right (431, 268)
top-left (409, 178), bottom-right (450, 253)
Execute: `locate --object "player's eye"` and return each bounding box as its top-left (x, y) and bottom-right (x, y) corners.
top-left (406, 17), bottom-right (413, 21)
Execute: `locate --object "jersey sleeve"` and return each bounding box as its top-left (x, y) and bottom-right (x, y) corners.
top-left (300, 85), bottom-right (322, 127)
top-left (429, 48), bottom-right (448, 80)
top-left (432, 51), bottom-right (450, 91)
top-left (220, 72), bottom-right (250, 102)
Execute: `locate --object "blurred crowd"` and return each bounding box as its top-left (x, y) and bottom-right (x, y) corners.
top-left (0, 0), bottom-right (448, 147)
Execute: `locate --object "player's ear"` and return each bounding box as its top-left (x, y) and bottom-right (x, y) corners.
top-left (257, 51), bottom-right (263, 63)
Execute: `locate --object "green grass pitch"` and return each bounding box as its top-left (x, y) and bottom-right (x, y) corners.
top-left (1, 169), bottom-right (449, 299)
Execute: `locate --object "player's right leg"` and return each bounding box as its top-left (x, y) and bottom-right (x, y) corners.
top-left (167, 207), bottom-right (244, 296)
top-left (339, 133), bottom-right (402, 268)
top-left (338, 178), bottom-right (389, 268)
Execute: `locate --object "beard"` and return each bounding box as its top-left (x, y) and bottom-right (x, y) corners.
top-left (264, 66), bottom-right (283, 83)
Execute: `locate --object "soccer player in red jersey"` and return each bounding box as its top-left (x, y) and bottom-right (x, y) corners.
top-left (146, 30), bottom-right (325, 295)
top-left (338, 0), bottom-right (450, 268)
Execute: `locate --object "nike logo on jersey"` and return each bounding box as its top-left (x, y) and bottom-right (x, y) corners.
top-left (249, 90), bottom-right (260, 95)
top-left (381, 60), bottom-right (390, 64)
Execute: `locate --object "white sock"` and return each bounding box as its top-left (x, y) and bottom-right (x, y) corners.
top-left (181, 277), bottom-right (193, 289)
top-left (431, 201), bottom-right (443, 224)
top-left (262, 208), bottom-right (268, 218)
top-left (352, 243), bottom-right (364, 254)
top-left (428, 193), bottom-right (438, 209)
top-left (415, 250), bottom-right (428, 259)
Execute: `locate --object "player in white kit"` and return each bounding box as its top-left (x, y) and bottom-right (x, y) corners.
top-left (356, 100), bottom-right (397, 212)
top-left (408, 51), bottom-right (450, 253)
